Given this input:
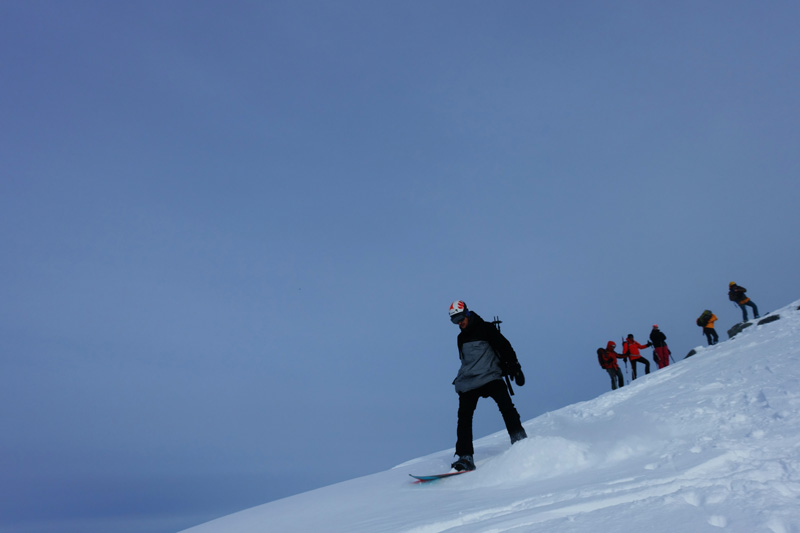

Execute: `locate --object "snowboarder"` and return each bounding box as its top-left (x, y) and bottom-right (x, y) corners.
top-left (448, 300), bottom-right (527, 472)
top-left (623, 334), bottom-right (651, 380)
top-left (728, 282), bottom-right (760, 322)
top-left (697, 310), bottom-right (719, 345)
top-left (598, 341), bottom-right (624, 390)
top-left (649, 325), bottom-right (670, 369)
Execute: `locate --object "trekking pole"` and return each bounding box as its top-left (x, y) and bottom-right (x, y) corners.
top-left (622, 336), bottom-right (629, 380)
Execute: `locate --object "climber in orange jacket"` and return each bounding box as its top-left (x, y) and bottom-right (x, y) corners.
top-left (622, 334), bottom-right (651, 380)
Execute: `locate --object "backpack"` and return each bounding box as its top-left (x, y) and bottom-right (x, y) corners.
top-left (729, 285), bottom-right (745, 302)
top-left (696, 310), bottom-right (712, 327)
top-left (488, 316), bottom-right (520, 371)
top-left (489, 316), bottom-right (525, 393)
top-left (597, 347), bottom-right (615, 369)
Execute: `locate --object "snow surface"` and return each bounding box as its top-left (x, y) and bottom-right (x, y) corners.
top-left (183, 300), bottom-right (800, 533)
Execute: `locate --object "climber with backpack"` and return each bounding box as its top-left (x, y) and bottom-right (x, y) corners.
top-left (597, 342), bottom-right (624, 390)
top-left (447, 300), bottom-right (527, 472)
top-left (728, 282), bottom-right (760, 322)
top-left (696, 310), bottom-right (719, 345)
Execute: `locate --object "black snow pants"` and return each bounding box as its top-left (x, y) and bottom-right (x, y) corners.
top-left (456, 379), bottom-right (525, 456)
top-left (704, 327), bottom-right (719, 345)
top-left (630, 357), bottom-right (650, 380)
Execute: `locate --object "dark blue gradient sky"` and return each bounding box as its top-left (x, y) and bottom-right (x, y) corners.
top-left (2, 2), bottom-right (799, 531)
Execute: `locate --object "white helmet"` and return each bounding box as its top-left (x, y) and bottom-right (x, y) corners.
top-left (449, 300), bottom-right (468, 323)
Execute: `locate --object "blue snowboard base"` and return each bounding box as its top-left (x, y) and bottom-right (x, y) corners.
top-left (409, 471), bottom-right (471, 483)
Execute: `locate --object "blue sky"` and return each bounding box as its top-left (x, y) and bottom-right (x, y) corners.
top-left (2, 1), bottom-right (799, 531)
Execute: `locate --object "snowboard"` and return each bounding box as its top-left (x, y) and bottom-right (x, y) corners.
top-left (409, 471), bottom-right (471, 483)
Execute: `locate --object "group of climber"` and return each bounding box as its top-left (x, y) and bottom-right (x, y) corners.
top-left (696, 282), bottom-right (760, 346)
top-left (598, 282), bottom-right (761, 391)
top-left (597, 326), bottom-right (670, 390)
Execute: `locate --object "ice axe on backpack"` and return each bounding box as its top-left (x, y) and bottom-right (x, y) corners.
top-left (491, 316), bottom-right (524, 396)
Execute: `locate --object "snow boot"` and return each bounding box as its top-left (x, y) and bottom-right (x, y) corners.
top-left (451, 455), bottom-right (475, 472)
top-left (510, 430), bottom-right (527, 445)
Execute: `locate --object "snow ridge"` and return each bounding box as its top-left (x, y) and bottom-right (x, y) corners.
top-left (184, 300), bottom-right (800, 533)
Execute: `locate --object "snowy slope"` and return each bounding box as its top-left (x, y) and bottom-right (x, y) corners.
top-left (183, 300), bottom-right (800, 533)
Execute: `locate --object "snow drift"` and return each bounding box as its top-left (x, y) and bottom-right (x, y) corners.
top-left (184, 300), bottom-right (800, 533)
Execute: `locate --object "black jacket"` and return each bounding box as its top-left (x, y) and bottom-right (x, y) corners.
top-left (456, 313), bottom-right (520, 377)
top-left (729, 284), bottom-right (748, 303)
top-left (649, 328), bottom-right (667, 347)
